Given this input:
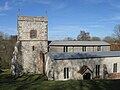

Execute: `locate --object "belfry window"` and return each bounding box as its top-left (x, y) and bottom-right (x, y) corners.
top-left (30, 30), bottom-right (37, 38)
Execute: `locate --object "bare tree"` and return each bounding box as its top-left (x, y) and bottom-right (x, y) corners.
top-left (0, 35), bottom-right (17, 69)
top-left (103, 36), bottom-right (114, 44)
top-left (4, 33), bottom-right (10, 40)
top-left (0, 32), bottom-right (4, 40)
top-left (91, 37), bottom-right (101, 41)
top-left (77, 31), bottom-right (91, 41)
top-left (113, 24), bottom-right (120, 43)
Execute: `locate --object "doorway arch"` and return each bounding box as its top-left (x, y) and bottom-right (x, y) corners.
top-left (83, 73), bottom-right (91, 80)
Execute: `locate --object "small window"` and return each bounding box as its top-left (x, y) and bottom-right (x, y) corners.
top-left (113, 63), bottom-right (117, 72)
top-left (30, 30), bottom-right (37, 38)
top-left (97, 46), bottom-right (101, 51)
top-left (32, 46), bottom-right (35, 51)
top-left (82, 46), bottom-right (86, 52)
top-left (96, 65), bottom-right (100, 76)
top-left (63, 46), bottom-right (68, 52)
top-left (64, 67), bottom-right (69, 79)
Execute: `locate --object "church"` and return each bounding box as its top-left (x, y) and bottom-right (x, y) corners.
top-left (11, 15), bottom-right (120, 80)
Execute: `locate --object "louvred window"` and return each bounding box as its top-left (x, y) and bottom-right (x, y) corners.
top-left (30, 30), bottom-right (37, 38)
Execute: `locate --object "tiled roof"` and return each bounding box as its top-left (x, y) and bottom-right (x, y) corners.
top-left (49, 41), bottom-right (110, 46)
top-left (48, 51), bottom-right (120, 60)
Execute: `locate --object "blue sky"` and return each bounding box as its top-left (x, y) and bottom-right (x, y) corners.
top-left (0, 0), bottom-right (120, 40)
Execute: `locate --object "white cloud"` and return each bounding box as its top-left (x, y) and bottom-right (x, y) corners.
top-left (0, 0), bottom-right (25, 15)
top-left (0, 2), bottom-right (11, 12)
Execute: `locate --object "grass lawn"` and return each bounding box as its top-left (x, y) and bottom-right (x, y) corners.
top-left (0, 69), bottom-right (120, 90)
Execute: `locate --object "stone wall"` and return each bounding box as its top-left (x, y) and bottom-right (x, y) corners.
top-left (108, 73), bottom-right (120, 79)
top-left (46, 56), bottom-right (120, 80)
top-left (18, 16), bottom-right (48, 41)
top-left (17, 15), bottom-right (48, 74)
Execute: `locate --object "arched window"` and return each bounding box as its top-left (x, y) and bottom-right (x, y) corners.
top-left (30, 30), bottom-right (37, 38)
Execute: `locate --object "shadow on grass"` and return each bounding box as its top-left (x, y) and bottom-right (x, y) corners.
top-left (15, 74), bottom-right (46, 90)
top-left (80, 80), bottom-right (120, 90)
top-left (0, 72), bottom-right (14, 83)
top-left (96, 79), bottom-right (120, 90)
top-left (0, 70), bottom-right (47, 90)
top-left (1, 70), bottom-right (120, 90)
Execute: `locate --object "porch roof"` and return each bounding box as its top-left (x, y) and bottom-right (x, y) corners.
top-left (78, 65), bottom-right (93, 74)
top-left (48, 51), bottom-right (120, 60)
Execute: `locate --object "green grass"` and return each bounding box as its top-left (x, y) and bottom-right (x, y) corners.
top-left (0, 69), bottom-right (120, 90)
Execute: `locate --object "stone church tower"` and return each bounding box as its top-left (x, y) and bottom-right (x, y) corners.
top-left (17, 15), bottom-right (48, 74)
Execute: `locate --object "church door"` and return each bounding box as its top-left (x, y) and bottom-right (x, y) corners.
top-left (40, 51), bottom-right (45, 74)
top-left (83, 73), bottom-right (91, 80)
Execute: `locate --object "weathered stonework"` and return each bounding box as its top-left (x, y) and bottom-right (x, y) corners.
top-left (46, 52), bottom-right (120, 80)
top-left (12, 15), bottom-right (48, 75)
top-left (19, 16), bottom-right (48, 74)
top-left (18, 16), bottom-right (48, 41)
